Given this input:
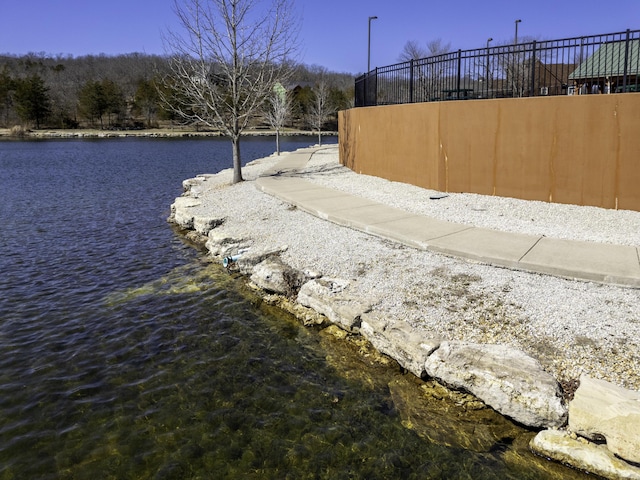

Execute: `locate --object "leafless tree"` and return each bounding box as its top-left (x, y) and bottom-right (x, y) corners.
top-left (161, 0), bottom-right (299, 183)
top-left (495, 36), bottom-right (537, 98)
top-left (398, 40), bottom-right (428, 62)
top-left (308, 80), bottom-right (331, 145)
top-left (397, 39), bottom-right (453, 102)
top-left (265, 82), bottom-right (291, 155)
top-left (426, 39), bottom-right (452, 57)
top-left (399, 38), bottom-right (451, 62)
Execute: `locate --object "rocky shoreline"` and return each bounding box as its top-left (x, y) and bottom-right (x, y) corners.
top-left (169, 146), bottom-right (640, 479)
top-left (0, 127), bottom-right (336, 139)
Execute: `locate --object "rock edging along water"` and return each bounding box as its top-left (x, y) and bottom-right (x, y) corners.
top-left (170, 174), bottom-right (640, 480)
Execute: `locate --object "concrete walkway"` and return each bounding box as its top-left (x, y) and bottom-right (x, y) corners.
top-left (255, 147), bottom-right (640, 288)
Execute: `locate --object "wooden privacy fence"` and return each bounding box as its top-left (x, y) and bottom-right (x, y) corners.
top-left (338, 94), bottom-right (640, 211)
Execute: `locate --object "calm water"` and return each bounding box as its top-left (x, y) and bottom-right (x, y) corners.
top-left (0, 136), bottom-right (587, 479)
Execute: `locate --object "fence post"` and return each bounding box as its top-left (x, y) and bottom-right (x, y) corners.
top-left (374, 67), bottom-right (378, 106)
top-left (456, 49), bottom-right (462, 94)
top-left (363, 74), bottom-right (368, 107)
top-left (409, 60), bottom-right (414, 103)
top-left (623, 29), bottom-right (630, 91)
top-left (486, 47), bottom-right (491, 98)
top-left (530, 40), bottom-right (537, 96)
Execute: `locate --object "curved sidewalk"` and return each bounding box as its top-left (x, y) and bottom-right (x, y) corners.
top-left (255, 147), bottom-right (640, 288)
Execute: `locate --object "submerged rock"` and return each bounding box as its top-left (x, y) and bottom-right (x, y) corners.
top-left (424, 341), bottom-right (567, 428)
top-left (389, 376), bottom-right (525, 453)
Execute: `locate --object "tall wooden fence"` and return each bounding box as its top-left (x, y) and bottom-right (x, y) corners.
top-left (339, 94), bottom-right (640, 211)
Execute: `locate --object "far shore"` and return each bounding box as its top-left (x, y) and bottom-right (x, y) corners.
top-left (0, 127), bottom-right (337, 139)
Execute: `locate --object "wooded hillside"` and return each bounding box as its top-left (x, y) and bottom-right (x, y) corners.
top-left (0, 53), bottom-right (354, 131)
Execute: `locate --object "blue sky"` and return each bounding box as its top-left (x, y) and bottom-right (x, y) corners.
top-left (1, 0), bottom-right (638, 74)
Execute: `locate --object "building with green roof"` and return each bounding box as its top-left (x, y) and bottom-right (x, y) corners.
top-left (569, 38), bottom-right (640, 93)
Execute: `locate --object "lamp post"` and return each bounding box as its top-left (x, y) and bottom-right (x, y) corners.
top-left (513, 20), bottom-right (521, 97)
top-left (368, 16), bottom-right (378, 73)
top-left (486, 38), bottom-right (493, 97)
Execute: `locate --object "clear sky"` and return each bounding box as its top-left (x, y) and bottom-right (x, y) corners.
top-left (1, 0), bottom-right (638, 74)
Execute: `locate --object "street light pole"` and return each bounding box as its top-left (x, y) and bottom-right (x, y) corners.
top-left (513, 19), bottom-right (521, 98)
top-left (486, 38), bottom-right (493, 97)
top-left (368, 16), bottom-right (378, 73)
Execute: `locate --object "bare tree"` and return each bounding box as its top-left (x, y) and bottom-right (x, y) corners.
top-left (397, 39), bottom-right (453, 102)
top-left (265, 82), bottom-right (291, 155)
top-left (162, 0), bottom-right (299, 183)
top-left (426, 39), bottom-right (451, 57)
top-left (398, 40), bottom-right (428, 62)
top-left (495, 36), bottom-right (537, 98)
top-left (308, 80), bottom-right (331, 145)
top-left (399, 38), bottom-right (451, 62)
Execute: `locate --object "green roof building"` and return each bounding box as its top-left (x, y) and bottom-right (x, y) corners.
top-left (569, 39), bottom-right (640, 93)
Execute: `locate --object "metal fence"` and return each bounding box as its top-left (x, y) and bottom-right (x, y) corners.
top-left (355, 29), bottom-right (640, 107)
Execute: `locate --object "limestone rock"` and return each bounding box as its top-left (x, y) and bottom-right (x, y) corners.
top-left (182, 175), bottom-right (208, 194)
top-left (250, 257), bottom-right (306, 297)
top-left (235, 245), bottom-right (288, 274)
top-left (171, 176), bottom-right (222, 233)
top-left (531, 429), bottom-right (640, 480)
top-left (297, 278), bottom-right (370, 332)
top-left (192, 216), bottom-right (224, 235)
top-left (170, 196), bottom-right (202, 228)
top-left (182, 174), bottom-right (216, 195)
top-left (205, 232), bottom-right (246, 256)
top-left (424, 341), bottom-right (567, 428)
top-left (360, 312), bottom-right (440, 378)
top-left (569, 375), bottom-right (640, 464)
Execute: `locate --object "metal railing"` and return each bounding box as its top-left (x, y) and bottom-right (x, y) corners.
top-left (355, 29), bottom-right (640, 107)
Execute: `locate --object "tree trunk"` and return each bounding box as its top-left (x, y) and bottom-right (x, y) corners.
top-left (232, 136), bottom-right (244, 184)
top-left (317, 130), bottom-right (322, 146)
top-left (276, 128), bottom-right (281, 155)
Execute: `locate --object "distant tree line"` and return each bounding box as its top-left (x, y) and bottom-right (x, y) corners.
top-left (0, 53), bottom-right (354, 131)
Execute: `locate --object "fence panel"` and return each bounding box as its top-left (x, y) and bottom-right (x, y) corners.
top-left (355, 29), bottom-right (640, 107)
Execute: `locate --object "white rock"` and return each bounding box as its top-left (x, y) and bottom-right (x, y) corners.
top-left (235, 245), bottom-right (288, 274)
top-left (531, 429), bottom-right (640, 480)
top-left (297, 278), bottom-right (369, 332)
top-left (360, 312), bottom-right (440, 378)
top-left (569, 375), bottom-right (640, 464)
top-left (424, 341), bottom-right (567, 428)
top-left (170, 196), bottom-right (203, 228)
top-left (250, 257), bottom-right (304, 296)
top-left (193, 216), bottom-right (224, 235)
top-left (205, 232), bottom-right (245, 256)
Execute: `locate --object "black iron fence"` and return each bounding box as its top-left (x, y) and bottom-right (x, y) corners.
top-left (355, 29), bottom-right (640, 107)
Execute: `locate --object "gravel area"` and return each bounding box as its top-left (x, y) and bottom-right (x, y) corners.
top-left (182, 144), bottom-right (640, 391)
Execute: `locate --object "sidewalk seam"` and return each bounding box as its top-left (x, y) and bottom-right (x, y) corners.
top-left (517, 236), bottom-right (545, 263)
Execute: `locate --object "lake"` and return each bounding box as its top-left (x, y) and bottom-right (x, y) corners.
top-left (0, 135), bottom-right (587, 479)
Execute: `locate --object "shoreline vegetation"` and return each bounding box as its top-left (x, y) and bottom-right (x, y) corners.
top-left (0, 126), bottom-right (337, 139)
